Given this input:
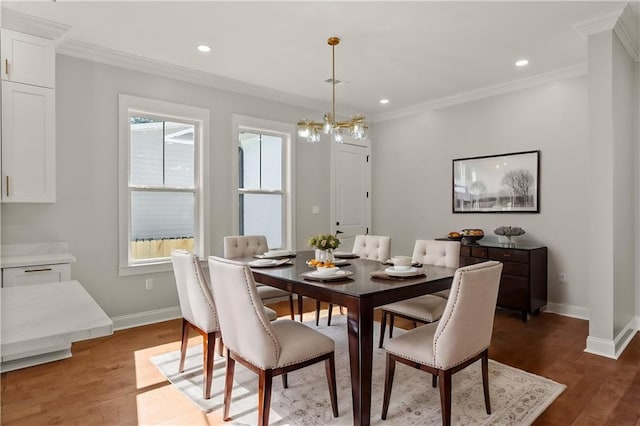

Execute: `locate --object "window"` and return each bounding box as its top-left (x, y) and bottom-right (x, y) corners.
top-left (119, 95), bottom-right (210, 275)
top-left (233, 115), bottom-right (294, 250)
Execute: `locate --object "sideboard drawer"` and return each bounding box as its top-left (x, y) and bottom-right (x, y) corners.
top-left (501, 262), bottom-right (529, 277)
top-left (471, 247), bottom-right (488, 258)
top-left (460, 256), bottom-right (485, 267)
top-left (460, 246), bottom-right (471, 257)
top-left (489, 248), bottom-right (529, 263)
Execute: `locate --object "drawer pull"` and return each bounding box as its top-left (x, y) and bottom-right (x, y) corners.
top-left (503, 254), bottom-right (511, 257)
top-left (25, 268), bottom-right (53, 273)
top-left (4, 59), bottom-right (8, 75)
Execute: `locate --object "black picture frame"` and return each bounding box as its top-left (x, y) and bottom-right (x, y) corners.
top-left (452, 150), bottom-right (540, 213)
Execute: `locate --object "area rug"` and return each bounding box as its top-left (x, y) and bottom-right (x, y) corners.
top-left (151, 316), bottom-right (565, 425)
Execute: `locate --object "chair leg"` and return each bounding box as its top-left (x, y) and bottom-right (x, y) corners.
top-left (179, 319), bottom-right (190, 373)
top-left (381, 354), bottom-right (396, 420)
top-left (288, 294), bottom-right (295, 320)
top-left (223, 350), bottom-right (236, 421)
top-left (203, 332), bottom-right (216, 399)
top-left (378, 311), bottom-right (387, 348)
top-left (217, 336), bottom-right (224, 357)
top-left (282, 373), bottom-right (288, 389)
top-left (339, 306), bottom-right (345, 315)
top-left (325, 354), bottom-right (339, 417)
top-left (327, 303), bottom-right (333, 326)
top-left (438, 369), bottom-right (452, 426)
top-left (432, 374), bottom-right (437, 388)
top-left (258, 370), bottom-right (273, 426)
top-left (482, 350), bottom-right (491, 414)
top-left (315, 300), bottom-right (321, 326)
top-left (389, 314), bottom-right (395, 339)
top-left (298, 294), bottom-right (304, 322)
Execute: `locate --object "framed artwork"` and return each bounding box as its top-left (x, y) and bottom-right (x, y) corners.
top-left (452, 150), bottom-right (540, 213)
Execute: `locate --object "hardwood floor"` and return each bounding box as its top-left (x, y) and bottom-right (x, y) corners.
top-left (2, 299), bottom-right (640, 425)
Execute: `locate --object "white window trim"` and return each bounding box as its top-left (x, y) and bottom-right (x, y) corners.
top-left (118, 94), bottom-right (210, 276)
top-left (231, 114), bottom-right (296, 251)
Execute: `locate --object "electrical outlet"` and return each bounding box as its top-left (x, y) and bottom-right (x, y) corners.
top-left (312, 205), bottom-right (320, 215)
top-left (558, 272), bottom-right (567, 283)
top-left (145, 278), bottom-right (153, 290)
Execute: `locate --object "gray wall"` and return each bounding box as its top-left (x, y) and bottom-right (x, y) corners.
top-left (373, 76), bottom-right (591, 313)
top-left (0, 55), bottom-right (333, 318)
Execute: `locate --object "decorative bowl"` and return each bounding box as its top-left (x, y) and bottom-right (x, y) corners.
top-left (461, 234), bottom-right (484, 245)
top-left (461, 229), bottom-right (484, 245)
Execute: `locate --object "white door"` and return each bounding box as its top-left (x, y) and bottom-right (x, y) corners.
top-left (330, 139), bottom-right (371, 251)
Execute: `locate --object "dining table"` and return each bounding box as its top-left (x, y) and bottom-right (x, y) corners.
top-left (244, 250), bottom-right (457, 426)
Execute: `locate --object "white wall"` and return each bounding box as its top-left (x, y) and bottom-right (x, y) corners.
top-left (0, 55), bottom-right (333, 319)
top-left (373, 76), bottom-right (590, 313)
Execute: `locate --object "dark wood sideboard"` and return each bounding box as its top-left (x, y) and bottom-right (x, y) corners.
top-left (457, 241), bottom-right (548, 321)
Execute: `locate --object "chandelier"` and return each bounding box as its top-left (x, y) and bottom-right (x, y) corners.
top-left (297, 37), bottom-right (367, 143)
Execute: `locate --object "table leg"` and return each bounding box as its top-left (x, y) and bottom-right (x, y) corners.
top-left (347, 300), bottom-right (374, 426)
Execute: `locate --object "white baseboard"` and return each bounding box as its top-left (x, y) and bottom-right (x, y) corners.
top-left (544, 302), bottom-right (589, 320)
top-left (111, 306), bottom-right (181, 331)
top-left (585, 317), bottom-right (639, 359)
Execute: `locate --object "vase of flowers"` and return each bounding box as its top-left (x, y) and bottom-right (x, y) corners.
top-left (308, 233), bottom-right (340, 263)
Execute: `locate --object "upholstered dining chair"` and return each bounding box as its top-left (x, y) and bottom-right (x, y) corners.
top-left (207, 256), bottom-right (339, 426)
top-left (381, 261), bottom-right (503, 426)
top-left (171, 250), bottom-right (278, 400)
top-left (223, 235), bottom-right (300, 321)
top-left (377, 239), bottom-right (460, 348)
top-left (316, 234), bottom-right (391, 326)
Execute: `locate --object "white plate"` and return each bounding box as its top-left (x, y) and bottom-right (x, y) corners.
top-left (249, 259), bottom-right (289, 268)
top-left (301, 270), bottom-right (354, 281)
top-left (333, 252), bottom-right (359, 259)
top-left (384, 266), bottom-right (422, 277)
top-left (261, 250), bottom-right (294, 259)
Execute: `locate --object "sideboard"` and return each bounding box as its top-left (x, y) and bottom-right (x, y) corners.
top-left (457, 241), bottom-right (547, 321)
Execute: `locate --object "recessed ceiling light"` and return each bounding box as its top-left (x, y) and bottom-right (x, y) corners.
top-left (197, 44), bottom-right (211, 53)
top-left (515, 59), bottom-right (529, 67)
top-left (380, 99), bottom-right (389, 104)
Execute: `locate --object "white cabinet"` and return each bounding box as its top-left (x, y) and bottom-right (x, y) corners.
top-left (2, 263), bottom-right (71, 287)
top-left (0, 29), bottom-right (56, 203)
top-left (1, 28), bottom-right (55, 88)
top-left (2, 81), bottom-right (56, 202)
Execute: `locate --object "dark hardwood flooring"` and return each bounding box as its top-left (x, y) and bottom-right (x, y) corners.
top-left (2, 299), bottom-right (639, 425)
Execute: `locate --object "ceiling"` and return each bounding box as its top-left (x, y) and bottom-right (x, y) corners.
top-left (2, 1), bottom-right (636, 121)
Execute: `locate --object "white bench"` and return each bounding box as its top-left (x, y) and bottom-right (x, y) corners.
top-left (1, 280), bottom-right (113, 372)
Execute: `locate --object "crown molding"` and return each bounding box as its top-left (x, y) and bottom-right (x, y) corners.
top-left (0, 8), bottom-right (70, 40)
top-left (615, 4), bottom-right (640, 62)
top-left (572, 7), bottom-right (625, 38)
top-left (372, 64), bottom-right (587, 123)
top-left (57, 39), bottom-right (331, 113)
top-left (572, 4), bottom-right (639, 62)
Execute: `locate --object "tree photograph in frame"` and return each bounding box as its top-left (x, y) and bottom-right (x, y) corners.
top-left (452, 150), bottom-right (540, 213)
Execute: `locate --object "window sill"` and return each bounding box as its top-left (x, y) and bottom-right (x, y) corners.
top-left (119, 260), bottom-right (174, 277)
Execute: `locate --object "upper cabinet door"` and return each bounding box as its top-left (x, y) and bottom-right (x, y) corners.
top-left (1, 81), bottom-right (56, 203)
top-left (1, 28), bottom-right (55, 88)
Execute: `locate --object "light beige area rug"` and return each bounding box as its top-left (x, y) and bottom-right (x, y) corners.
top-left (151, 316), bottom-right (565, 425)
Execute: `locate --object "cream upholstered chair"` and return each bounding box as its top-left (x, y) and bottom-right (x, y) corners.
top-left (316, 234), bottom-right (391, 326)
top-left (378, 240), bottom-right (460, 348)
top-left (381, 261), bottom-right (503, 426)
top-left (207, 256), bottom-right (339, 426)
top-left (171, 250), bottom-right (277, 400)
top-left (224, 235), bottom-right (300, 321)
top-left (353, 234), bottom-right (392, 261)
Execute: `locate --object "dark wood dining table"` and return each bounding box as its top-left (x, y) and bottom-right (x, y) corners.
top-left (245, 250), bottom-right (457, 426)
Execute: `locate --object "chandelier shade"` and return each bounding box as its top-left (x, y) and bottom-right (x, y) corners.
top-left (297, 37), bottom-right (367, 143)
